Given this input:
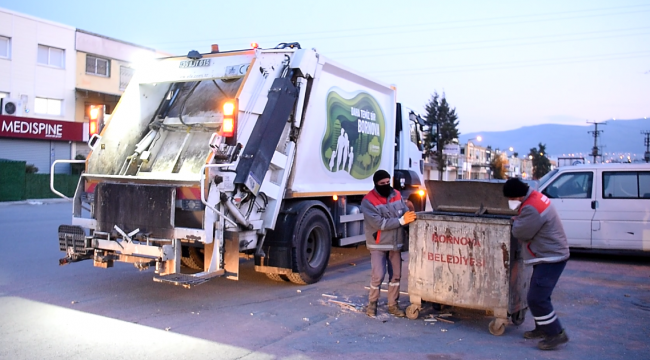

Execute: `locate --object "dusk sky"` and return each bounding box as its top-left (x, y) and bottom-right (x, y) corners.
top-left (1, 0), bottom-right (648, 134)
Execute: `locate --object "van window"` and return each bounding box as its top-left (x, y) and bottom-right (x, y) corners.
top-left (543, 172), bottom-right (593, 199)
top-left (538, 168), bottom-right (558, 188)
top-left (603, 171), bottom-right (650, 199)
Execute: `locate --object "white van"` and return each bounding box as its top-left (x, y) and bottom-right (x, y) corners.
top-left (537, 163), bottom-right (650, 252)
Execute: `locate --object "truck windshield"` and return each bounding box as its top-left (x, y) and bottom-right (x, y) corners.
top-left (409, 111), bottom-right (425, 151)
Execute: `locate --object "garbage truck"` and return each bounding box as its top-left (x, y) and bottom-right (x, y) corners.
top-left (53, 42), bottom-right (427, 287)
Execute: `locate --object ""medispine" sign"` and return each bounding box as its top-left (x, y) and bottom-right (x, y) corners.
top-left (0, 115), bottom-right (84, 142)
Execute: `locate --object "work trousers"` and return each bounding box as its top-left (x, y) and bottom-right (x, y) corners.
top-left (528, 261), bottom-right (567, 336)
top-left (368, 250), bottom-right (402, 306)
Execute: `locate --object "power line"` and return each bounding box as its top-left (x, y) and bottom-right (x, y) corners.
top-left (588, 121), bottom-right (607, 163)
top-left (338, 31), bottom-right (650, 62)
top-left (365, 50), bottom-right (650, 77)
top-left (330, 26), bottom-right (650, 57)
top-left (149, 4), bottom-right (650, 49)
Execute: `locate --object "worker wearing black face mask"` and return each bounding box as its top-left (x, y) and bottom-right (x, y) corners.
top-left (360, 169), bottom-right (416, 317)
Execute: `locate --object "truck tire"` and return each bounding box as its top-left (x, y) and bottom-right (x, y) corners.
top-left (288, 208), bottom-right (332, 285)
top-left (181, 247), bottom-right (204, 271)
top-left (265, 273), bottom-right (290, 282)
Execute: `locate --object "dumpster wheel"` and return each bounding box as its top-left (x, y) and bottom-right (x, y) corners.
top-left (511, 309), bottom-right (526, 326)
top-left (405, 304), bottom-right (420, 320)
top-left (489, 318), bottom-right (507, 336)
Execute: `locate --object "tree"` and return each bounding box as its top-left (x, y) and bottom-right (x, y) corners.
top-left (423, 92), bottom-right (460, 180)
top-left (490, 153), bottom-right (507, 179)
top-left (528, 143), bottom-right (551, 179)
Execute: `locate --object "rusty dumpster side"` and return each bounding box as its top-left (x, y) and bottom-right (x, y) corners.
top-left (406, 211), bottom-right (532, 335)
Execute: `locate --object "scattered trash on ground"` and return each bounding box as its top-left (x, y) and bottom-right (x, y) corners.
top-left (436, 317), bottom-right (455, 324)
top-left (322, 293), bottom-right (338, 299)
top-left (363, 285), bottom-right (408, 296)
top-left (328, 299), bottom-right (363, 312)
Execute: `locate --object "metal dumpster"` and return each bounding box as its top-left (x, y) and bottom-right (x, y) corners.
top-left (405, 181), bottom-right (532, 336)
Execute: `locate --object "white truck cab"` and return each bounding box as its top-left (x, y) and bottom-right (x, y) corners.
top-left (537, 163), bottom-right (650, 251)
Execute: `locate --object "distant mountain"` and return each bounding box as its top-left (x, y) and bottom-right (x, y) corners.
top-left (460, 118), bottom-right (649, 160)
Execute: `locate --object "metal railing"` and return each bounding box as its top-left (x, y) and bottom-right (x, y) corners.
top-left (50, 160), bottom-right (87, 200)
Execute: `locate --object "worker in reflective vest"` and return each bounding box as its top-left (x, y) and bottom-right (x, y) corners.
top-left (360, 170), bottom-right (416, 318)
top-left (504, 177), bottom-right (570, 350)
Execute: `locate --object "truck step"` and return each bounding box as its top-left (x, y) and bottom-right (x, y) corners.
top-left (58, 225), bottom-right (92, 264)
top-left (153, 270), bottom-right (225, 288)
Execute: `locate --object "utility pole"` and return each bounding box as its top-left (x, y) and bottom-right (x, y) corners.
top-left (642, 130), bottom-right (650, 163)
top-left (587, 121), bottom-right (606, 163)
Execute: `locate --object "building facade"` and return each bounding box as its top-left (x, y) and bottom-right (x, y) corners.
top-left (0, 8), bottom-right (78, 173)
top-left (0, 7), bottom-right (158, 174)
top-left (460, 142), bottom-right (491, 179)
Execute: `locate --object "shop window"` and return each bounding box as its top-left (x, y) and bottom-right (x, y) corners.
top-left (37, 45), bottom-right (65, 68)
top-left (86, 55), bottom-right (110, 77)
top-left (34, 97), bottom-right (62, 116)
top-left (0, 36), bottom-right (10, 59)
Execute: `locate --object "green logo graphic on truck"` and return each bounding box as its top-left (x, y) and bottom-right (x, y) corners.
top-left (321, 90), bottom-right (385, 179)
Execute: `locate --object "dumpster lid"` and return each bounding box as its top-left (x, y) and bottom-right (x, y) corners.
top-left (425, 180), bottom-right (517, 216)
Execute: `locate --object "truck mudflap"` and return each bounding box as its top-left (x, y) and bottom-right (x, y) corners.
top-left (58, 225), bottom-right (92, 265)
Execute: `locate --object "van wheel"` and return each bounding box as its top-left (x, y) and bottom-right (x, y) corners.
top-left (288, 208), bottom-right (331, 285)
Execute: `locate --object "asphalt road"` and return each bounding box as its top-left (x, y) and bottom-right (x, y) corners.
top-left (0, 201), bottom-right (649, 360)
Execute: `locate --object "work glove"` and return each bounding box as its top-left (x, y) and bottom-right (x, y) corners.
top-left (399, 211), bottom-right (417, 225)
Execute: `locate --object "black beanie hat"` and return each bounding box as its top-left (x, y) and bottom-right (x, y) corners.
top-left (373, 170), bottom-right (390, 185)
top-left (503, 178), bottom-right (529, 198)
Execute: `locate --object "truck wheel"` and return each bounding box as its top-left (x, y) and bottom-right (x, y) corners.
top-left (265, 273), bottom-right (290, 282)
top-left (181, 247), bottom-right (204, 271)
top-left (288, 208), bottom-right (332, 285)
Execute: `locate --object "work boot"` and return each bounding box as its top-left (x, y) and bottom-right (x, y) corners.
top-left (366, 301), bottom-right (377, 317)
top-left (537, 330), bottom-right (569, 350)
top-left (523, 328), bottom-right (546, 339)
top-left (387, 304), bottom-right (405, 317)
